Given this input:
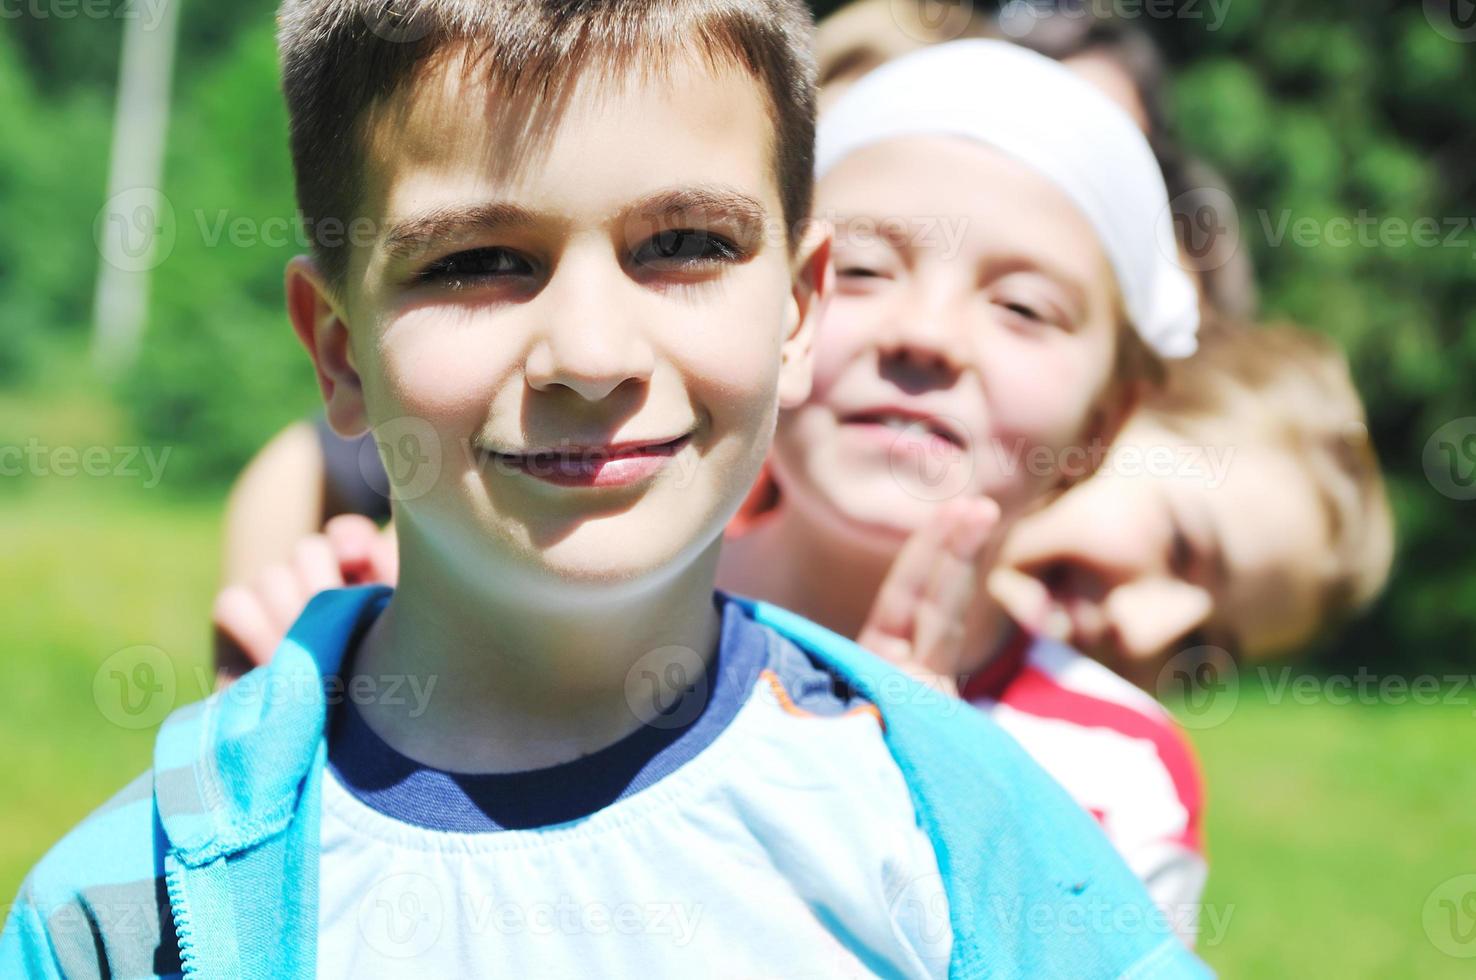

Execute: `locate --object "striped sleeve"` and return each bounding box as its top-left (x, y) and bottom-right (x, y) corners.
top-left (1, 883), bottom-right (67, 980)
top-left (971, 637), bottom-right (1208, 944)
top-left (2, 771), bottom-right (182, 979)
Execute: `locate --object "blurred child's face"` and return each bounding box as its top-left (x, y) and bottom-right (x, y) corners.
top-left (770, 136), bottom-right (1125, 550)
top-left (292, 54), bottom-right (819, 596)
top-left (994, 415), bottom-right (1331, 677)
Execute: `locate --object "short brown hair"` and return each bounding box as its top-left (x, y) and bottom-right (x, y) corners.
top-left (277, 0), bottom-right (817, 290)
top-left (1148, 323), bottom-right (1396, 625)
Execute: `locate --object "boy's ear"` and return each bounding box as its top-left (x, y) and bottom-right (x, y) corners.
top-left (285, 255), bottom-right (369, 437)
top-left (777, 218), bottom-right (832, 410)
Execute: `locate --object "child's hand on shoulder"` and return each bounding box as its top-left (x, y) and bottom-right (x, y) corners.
top-left (213, 515), bottom-right (399, 684)
top-left (858, 498), bottom-right (1000, 698)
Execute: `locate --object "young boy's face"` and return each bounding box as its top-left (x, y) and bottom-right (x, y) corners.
top-left (290, 52), bottom-right (822, 593)
top-left (994, 413), bottom-right (1330, 678)
top-left (770, 135), bottom-right (1125, 547)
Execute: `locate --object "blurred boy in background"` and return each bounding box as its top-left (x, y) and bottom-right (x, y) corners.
top-left (991, 323), bottom-right (1396, 690)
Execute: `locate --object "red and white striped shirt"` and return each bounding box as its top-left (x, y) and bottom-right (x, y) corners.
top-left (962, 631), bottom-right (1207, 943)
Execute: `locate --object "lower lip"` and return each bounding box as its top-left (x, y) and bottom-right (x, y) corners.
top-left (840, 421), bottom-right (963, 457)
top-left (486, 436), bottom-right (689, 489)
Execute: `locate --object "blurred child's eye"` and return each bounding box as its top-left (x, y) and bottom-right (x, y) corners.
top-left (415, 247), bottom-right (533, 288)
top-left (633, 229), bottom-right (744, 269)
top-left (1169, 525), bottom-right (1197, 578)
top-left (994, 295), bottom-right (1071, 332)
top-left (834, 264), bottom-right (894, 296)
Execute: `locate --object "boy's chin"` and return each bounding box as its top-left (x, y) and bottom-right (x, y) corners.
top-left (495, 508), bottom-right (724, 597)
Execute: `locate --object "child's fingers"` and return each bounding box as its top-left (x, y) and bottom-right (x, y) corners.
top-left (324, 514), bottom-right (385, 583)
top-left (213, 584), bottom-right (282, 668)
top-left (859, 502), bottom-right (964, 650)
top-left (257, 563), bottom-right (310, 632)
top-left (911, 499), bottom-right (1000, 675)
top-left (988, 566), bottom-right (1054, 635)
top-left (368, 522), bottom-right (400, 586)
top-left (859, 498), bottom-right (997, 659)
top-left (293, 535), bottom-right (345, 596)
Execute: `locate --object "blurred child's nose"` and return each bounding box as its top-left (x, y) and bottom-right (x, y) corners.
top-left (1104, 578), bottom-right (1214, 662)
top-left (874, 282), bottom-right (969, 386)
top-left (524, 246), bottom-right (656, 401)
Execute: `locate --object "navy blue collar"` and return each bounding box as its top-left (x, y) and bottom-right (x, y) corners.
top-left (326, 595), bottom-right (771, 832)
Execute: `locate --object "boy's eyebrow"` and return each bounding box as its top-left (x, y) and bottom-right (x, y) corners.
top-left (382, 202), bottom-right (540, 262)
top-left (625, 186), bottom-right (770, 239)
top-left (380, 188), bottom-right (770, 263)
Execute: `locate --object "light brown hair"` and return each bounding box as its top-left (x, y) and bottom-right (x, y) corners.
top-left (277, 0), bottom-right (818, 291)
top-left (815, 0), bottom-right (997, 93)
top-left (1148, 323), bottom-right (1396, 624)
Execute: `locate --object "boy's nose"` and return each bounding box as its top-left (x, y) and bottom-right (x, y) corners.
top-left (525, 257), bottom-right (656, 401)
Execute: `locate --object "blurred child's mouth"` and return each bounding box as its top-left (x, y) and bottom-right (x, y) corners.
top-left (840, 409), bottom-right (968, 452)
top-left (481, 434), bottom-right (691, 489)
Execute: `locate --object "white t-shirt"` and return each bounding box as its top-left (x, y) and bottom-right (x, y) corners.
top-left (317, 598), bottom-right (951, 978)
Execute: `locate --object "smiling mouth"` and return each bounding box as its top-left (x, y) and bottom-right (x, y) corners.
top-left (480, 434), bottom-right (691, 488)
top-left (841, 410), bottom-right (968, 450)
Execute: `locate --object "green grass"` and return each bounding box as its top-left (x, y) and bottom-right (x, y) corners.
top-left (0, 358), bottom-right (224, 897)
top-left (1183, 677), bottom-right (1476, 977)
top-left (0, 486), bottom-right (221, 895)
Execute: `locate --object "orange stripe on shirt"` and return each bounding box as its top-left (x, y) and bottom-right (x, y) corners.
top-left (759, 668), bottom-right (885, 730)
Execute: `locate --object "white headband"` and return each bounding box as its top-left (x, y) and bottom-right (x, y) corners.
top-left (815, 40), bottom-right (1200, 358)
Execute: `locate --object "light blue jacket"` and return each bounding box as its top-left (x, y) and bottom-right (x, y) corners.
top-left (2, 587), bottom-right (1210, 978)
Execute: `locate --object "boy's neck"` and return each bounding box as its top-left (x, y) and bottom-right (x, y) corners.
top-left (720, 503), bottom-right (891, 640)
top-left (350, 522), bottom-right (724, 774)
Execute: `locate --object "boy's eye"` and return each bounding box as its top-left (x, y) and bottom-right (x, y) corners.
top-left (837, 265), bottom-right (888, 279)
top-left (415, 247), bottom-right (534, 288)
top-left (632, 229), bottom-right (744, 269)
top-left (1004, 301), bottom-right (1042, 321)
